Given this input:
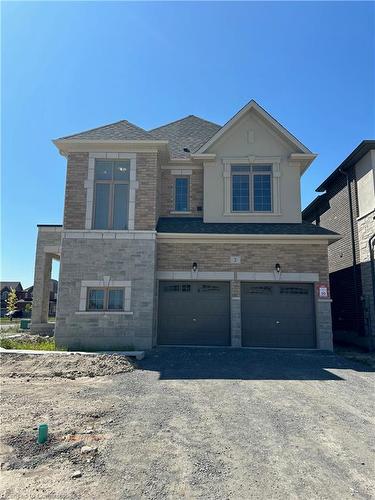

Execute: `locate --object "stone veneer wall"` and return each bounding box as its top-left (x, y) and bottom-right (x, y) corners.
top-left (357, 211), bottom-right (375, 339)
top-left (160, 169), bottom-right (203, 216)
top-left (55, 237), bottom-right (156, 351)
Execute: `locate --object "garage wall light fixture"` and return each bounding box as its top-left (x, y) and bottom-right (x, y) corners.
top-left (275, 263), bottom-right (281, 273)
top-left (192, 262), bottom-right (198, 272)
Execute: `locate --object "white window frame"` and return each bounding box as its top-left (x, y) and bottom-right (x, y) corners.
top-left (85, 153), bottom-right (137, 230)
top-left (223, 156), bottom-right (281, 216)
top-left (231, 165), bottom-right (273, 213)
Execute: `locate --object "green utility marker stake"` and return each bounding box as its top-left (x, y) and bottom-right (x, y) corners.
top-left (38, 424), bottom-right (48, 444)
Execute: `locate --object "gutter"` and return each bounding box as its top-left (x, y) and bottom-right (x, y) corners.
top-left (156, 232), bottom-right (340, 242)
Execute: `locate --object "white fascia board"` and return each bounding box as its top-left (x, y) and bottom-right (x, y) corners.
top-left (190, 154), bottom-right (217, 161)
top-left (53, 139), bottom-right (169, 156)
top-left (156, 232), bottom-right (341, 243)
top-left (289, 153), bottom-right (318, 174)
top-left (196, 100), bottom-right (312, 155)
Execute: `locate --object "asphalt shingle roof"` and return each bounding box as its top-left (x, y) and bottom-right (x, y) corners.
top-left (0, 281), bottom-right (23, 291)
top-left (59, 120), bottom-right (155, 141)
top-left (58, 115), bottom-right (221, 158)
top-left (149, 115), bottom-right (221, 158)
top-left (156, 217), bottom-right (339, 236)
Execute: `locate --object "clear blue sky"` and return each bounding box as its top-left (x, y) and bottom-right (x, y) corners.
top-left (1, 1), bottom-right (374, 287)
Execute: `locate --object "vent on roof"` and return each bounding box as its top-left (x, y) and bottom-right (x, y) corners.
top-left (183, 147), bottom-right (190, 153)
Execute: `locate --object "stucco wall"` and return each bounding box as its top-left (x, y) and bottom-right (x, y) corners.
top-left (355, 150), bottom-right (375, 218)
top-left (203, 110), bottom-right (302, 224)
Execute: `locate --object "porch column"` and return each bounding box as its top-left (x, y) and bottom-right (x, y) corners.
top-left (31, 251), bottom-right (53, 325)
top-left (231, 280), bottom-right (242, 347)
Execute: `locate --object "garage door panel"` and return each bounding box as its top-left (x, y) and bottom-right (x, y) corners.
top-left (241, 282), bottom-right (316, 348)
top-left (158, 281), bottom-right (230, 346)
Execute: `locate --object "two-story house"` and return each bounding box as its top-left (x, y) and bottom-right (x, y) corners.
top-left (303, 141), bottom-right (375, 350)
top-left (31, 100), bottom-right (339, 351)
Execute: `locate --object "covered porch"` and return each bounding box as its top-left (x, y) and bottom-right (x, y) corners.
top-left (31, 225), bottom-right (62, 335)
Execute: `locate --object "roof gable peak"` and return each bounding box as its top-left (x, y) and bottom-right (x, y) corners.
top-left (196, 99), bottom-right (312, 155)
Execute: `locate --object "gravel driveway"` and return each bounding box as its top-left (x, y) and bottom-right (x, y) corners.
top-left (1, 348), bottom-right (374, 499)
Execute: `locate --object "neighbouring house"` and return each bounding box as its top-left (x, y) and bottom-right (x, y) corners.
top-left (31, 100), bottom-right (339, 350)
top-left (303, 141), bottom-right (375, 350)
top-left (23, 279), bottom-right (58, 317)
top-left (0, 280), bottom-right (58, 318)
top-left (0, 282), bottom-right (23, 317)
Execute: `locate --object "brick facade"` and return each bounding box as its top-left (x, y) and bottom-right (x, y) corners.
top-left (63, 152), bottom-right (160, 231)
top-left (303, 156), bottom-right (375, 348)
top-left (160, 169), bottom-right (203, 216)
top-left (157, 240), bottom-right (332, 349)
top-left (134, 152), bottom-right (159, 230)
top-left (157, 241), bottom-right (329, 280)
top-left (63, 153), bottom-right (89, 230)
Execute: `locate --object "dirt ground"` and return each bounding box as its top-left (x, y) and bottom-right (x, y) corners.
top-left (0, 348), bottom-right (374, 500)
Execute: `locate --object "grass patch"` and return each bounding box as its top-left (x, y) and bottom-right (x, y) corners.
top-left (0, 337), bottom-right (65, 351)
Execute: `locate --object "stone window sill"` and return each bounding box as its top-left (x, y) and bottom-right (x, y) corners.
top-left (75, 311), bottom-right (133, 316)
top-left (170, 211), bottom-right (192, 215)
top-left (223, 212), bottom-right (281, 217)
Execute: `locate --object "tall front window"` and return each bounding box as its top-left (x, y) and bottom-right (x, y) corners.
top-left (93, 160), bottom-right (130, 229)
top-left (175, 177), bottom-right (189, 212)
top-left (232, 165), bottom-right (272, 212)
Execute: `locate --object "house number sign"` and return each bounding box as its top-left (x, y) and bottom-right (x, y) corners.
top-left (316, 283), bottom-right (329, 299)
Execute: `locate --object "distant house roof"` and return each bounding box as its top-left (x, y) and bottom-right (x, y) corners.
top-left (317, 140), bottom-right (375, 192)
top-left (149, 115), bottom-right (221, 158)
top-left (0, 282), bottom-right (23, 292)
top-left (156, 217), bottom-right (339, 237)
top-left (58, 120), bottom-right (156, 141)
top-left (301, 194), bottom-right (329, 221)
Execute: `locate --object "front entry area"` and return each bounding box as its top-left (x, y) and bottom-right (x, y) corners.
top-left (241, 282), bottom-right (316, 348)
top-left (158, 281), bottom-right (230, 346)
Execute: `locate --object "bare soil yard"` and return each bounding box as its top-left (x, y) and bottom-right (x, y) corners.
top-left (0, 348), bottom-right (374, 500)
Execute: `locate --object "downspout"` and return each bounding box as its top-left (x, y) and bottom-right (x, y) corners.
top-left (369, 233), bottom-right (375, 349)
top-left (369, 233), bottom-right (375, 306)
top-left (338, 168), bottom-right (360, 334)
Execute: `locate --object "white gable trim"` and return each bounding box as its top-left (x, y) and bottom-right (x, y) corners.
top-left (195, 100), bottom-right (313, 155)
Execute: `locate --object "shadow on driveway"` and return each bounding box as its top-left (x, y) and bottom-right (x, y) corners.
top-left (138, 347), bottom-right (375, 381)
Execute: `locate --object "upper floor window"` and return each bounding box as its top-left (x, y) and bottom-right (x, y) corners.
top-left (93, 160), bottom-right (130, 229)
top-left (231, 165), bottom-right (272, 212)
top-left (175, 177), bottom-right (189, 212)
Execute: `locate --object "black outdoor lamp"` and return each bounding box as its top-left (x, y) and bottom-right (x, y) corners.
top-left (275, 263), bottom-right (281, 273)
top-left (192, 262), bottom-right (198, 272)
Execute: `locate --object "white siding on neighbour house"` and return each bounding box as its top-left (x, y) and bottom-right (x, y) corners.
top-left (355, 150), bottom-right (375, 219)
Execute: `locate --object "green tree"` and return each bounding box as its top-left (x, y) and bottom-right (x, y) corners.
top-left (24, 303), bottom-right (32, 313)
top-left (6, 288), bottom-right (18, 314)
